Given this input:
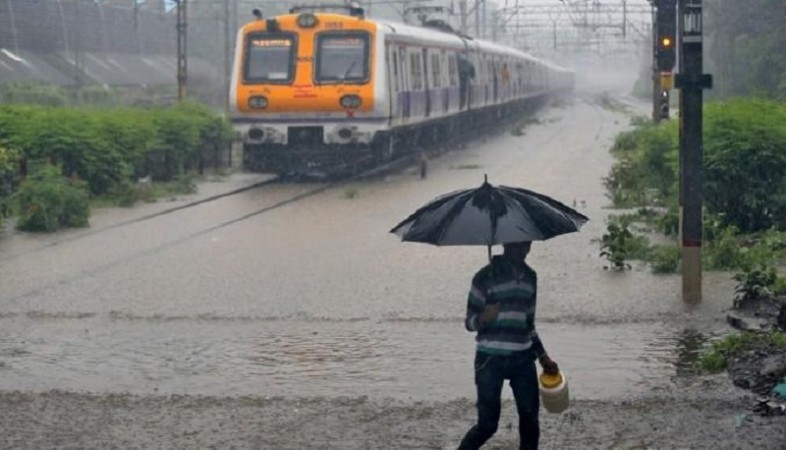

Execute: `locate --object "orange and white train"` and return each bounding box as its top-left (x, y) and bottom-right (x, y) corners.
top-left (229, 5), bottom-right (574, 175)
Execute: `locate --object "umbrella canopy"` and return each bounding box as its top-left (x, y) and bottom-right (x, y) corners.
top-left (390, 177), bottom-right (589, 246)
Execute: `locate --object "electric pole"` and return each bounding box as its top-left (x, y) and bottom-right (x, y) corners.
top-left (481, 0), bottom-right (486, 40)
top-left (224, 0), bottom-right (231, 113)
top-left (675, 0), bottom-right (712, 302)
top-left (176, 0), bottom-right (187, 101)
top-left (459, 0), bottom-right (467, 34)
top-left (475, 0), bottom-right (480, 38)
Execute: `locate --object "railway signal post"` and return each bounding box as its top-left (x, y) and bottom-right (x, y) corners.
top-left (653, 0), bottom-right (675, 122)
top-left (675, 0), bottom-right (712, 302)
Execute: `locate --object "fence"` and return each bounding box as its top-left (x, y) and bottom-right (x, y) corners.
top-left (0, 0), bottom-right (227, 106)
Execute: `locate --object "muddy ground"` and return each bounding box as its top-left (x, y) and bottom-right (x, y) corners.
top-left (1, 387), bottom-right (785, 449)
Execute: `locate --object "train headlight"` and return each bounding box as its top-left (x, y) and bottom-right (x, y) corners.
top-left (248, 96), bottom-right (268, 109)
top-left (340, 94), bottom-right (362, 109)
top-left (297, 13), bottom-right (318, 28)
top-left (248, 128), bottom-right (265, 140)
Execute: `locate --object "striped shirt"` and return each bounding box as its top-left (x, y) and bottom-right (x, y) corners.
top-left (465, 255), bottom-right (546, 357)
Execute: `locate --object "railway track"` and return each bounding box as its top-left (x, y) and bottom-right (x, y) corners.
top-left (0, 94), bottom-right (563, 268)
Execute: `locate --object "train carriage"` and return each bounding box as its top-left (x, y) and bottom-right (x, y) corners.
top-left (229, 5), bottom-right (574, 175)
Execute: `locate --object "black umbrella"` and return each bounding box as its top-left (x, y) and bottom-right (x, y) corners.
top-left (390, 176), bottom-right (588, 248)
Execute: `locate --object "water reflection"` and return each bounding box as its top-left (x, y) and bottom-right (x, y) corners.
top-left (673, 328), bottom-right (711, 376)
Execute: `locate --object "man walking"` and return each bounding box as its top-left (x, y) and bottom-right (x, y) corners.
top-left (458, 241), bottom-right (558, 450)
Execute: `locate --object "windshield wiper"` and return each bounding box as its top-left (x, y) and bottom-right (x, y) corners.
top-left (342, 61), bottom-right (358, 80)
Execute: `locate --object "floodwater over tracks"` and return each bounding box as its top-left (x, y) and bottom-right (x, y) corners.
top-left (0, 96), bottom-right (739, 403)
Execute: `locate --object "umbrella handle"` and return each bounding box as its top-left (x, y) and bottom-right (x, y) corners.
top-left (487, 245), bottom-right (491, 262)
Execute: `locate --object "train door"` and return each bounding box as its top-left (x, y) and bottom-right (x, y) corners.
top-left (422, 48), bottom-right (431, 118)
top-left (399, 46), bottom-right (410, 122)
top-left (387, 44), bottom-right (398, 122)
top-left (491, 59), bottom-right (498, 104)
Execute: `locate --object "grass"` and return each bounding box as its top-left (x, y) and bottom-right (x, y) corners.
top-left (698, 331), bottom-right (786, 373)
top-left (91, 174), bottom-right (198, 208)
top-left (343, 186), bottom-right (359, 199)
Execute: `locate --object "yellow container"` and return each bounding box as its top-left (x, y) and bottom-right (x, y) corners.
top-left (538, 371), bottom-right (569, 413)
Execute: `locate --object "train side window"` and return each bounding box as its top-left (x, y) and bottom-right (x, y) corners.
top-left (431, 53), bottom-right (441, 88)
top-left (410, 52), bottom-right (423, 91)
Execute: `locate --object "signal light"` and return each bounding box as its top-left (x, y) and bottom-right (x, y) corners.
top-left (659, 90), bottom-right (670, 120)
top-left (656, 0), bottom-right (676, 71)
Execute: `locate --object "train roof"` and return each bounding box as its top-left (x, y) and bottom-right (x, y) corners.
top-left (254, 11), bottom-right (571, 73)
top-left (372, 18), bottom-right (570, 72)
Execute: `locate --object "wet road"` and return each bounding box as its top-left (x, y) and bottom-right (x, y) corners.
top-left (0, 94), bottom-right (737, 402)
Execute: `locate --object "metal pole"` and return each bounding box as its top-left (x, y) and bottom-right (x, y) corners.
top-left (676, 0), bottom-right (712, 302)
top-left (651, 4), bottom-right (660, 123)
top-left (224, 0), bottom-right (231, 114)
top-left (459, 0), bottom-right (467, 34)
top-left (622, 0), bottom-right (627, 38)
top-left (176, 0), bottom-right (187, 101)
top-left (475, 0), bottom-right (480, 37)
top-left (491, 11), bottom-right (497, 42)
top-left (482, 0), bottom-right (486, 39)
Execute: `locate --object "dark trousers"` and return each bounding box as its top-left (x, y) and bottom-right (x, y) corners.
top-left (458, 351), bottom-right (540, 450)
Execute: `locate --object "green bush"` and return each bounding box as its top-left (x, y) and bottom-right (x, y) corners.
top-left (604, 121), bottom-right (678, 208)
top-left (599, 216), bottom-right (651, 270)
top-left (703, 225), bottom-right (744, 270)
top-left (699, 331), bottom-right (786, 373)
top-left (703, 99), bottom-right (786, 232)
top-left (0, 102), bottom-right (232, 196)
top-left (732, 264), bottom-right (780, 306)
top-left (16, 165), bottom-right (90, 232)
top-left (605, 98), bottom-right (786, 233)
top-left (649, 245), bottom-right (681, 274)
top-left (0, 145), bottom-right (17, 226)
top-left (0, 82), bottom-right (68, 106)
top-left (103, 180), bottom-right (155, 207)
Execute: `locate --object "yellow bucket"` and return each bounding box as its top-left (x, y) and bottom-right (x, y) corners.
top-left (538, 371), bottom-right (569, 413)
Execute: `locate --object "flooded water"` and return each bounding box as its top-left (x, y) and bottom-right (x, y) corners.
top-left (0, 95), bottom-right (740, 403)
top-left (0, 316), bottom-right (728, 401)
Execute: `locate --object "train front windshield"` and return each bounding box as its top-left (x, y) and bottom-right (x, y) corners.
top-left (245, 34), bottom-right (296, 83)
top-left (315, 33), bottom-right (370, 83)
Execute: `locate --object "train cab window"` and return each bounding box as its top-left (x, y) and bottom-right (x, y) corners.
top-left (244, 33), bottom-right (296, 84)
top-left (315, 32), bottom-right (370, 83)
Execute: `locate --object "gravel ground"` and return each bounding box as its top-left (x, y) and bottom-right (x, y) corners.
top-left (2, 387), bottom-right (785, 449)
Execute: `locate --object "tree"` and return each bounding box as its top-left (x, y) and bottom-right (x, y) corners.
top-left (706, 0), bottom-right (786, 99)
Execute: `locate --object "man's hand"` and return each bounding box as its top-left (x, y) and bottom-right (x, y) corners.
top-left (478, 303), bottom-right (499, 326)
top-left (539, 355), bottom-right (559, 375)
